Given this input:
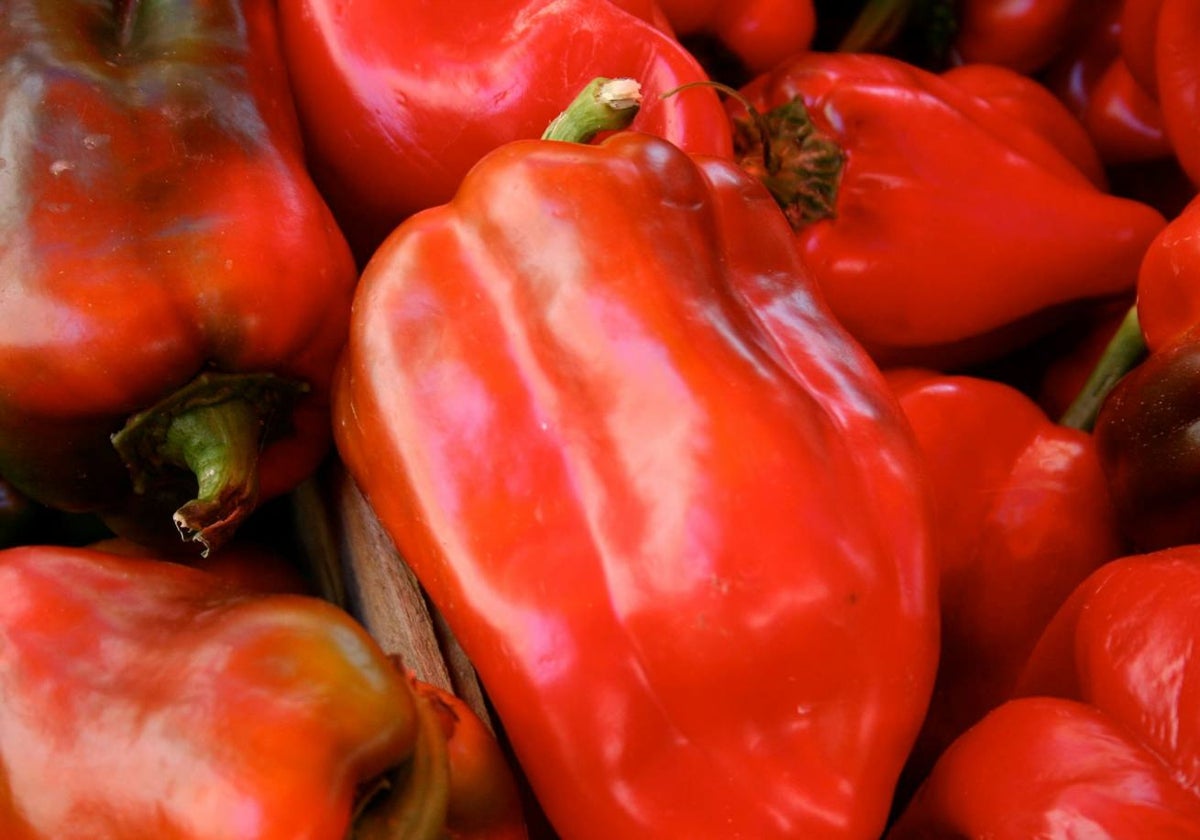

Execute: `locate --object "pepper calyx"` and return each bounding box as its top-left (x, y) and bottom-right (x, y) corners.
top-left (732, 96), bottom-right (844, 228)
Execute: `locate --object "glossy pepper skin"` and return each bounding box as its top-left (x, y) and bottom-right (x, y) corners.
top-left (1138, 192), bottom-right (1200, 355)
top-left (0, 0), bottom-right (357, 554)
top-left (732, 52), bottom-right (1167, 369)
top-left (275, 0), bottom-right (734, 263)
top-left (0, 543), bottom-right (529, 840)
top-left (951, 0), bottom-right (1086, 74)
top-left (1040, 0), bottom-right (1173, 167)
top-left (1121, 0), bottom-right (1166, 96)
top-left (1155, 0), bottom-right (1200, 187)
top-left (940, 62), bottom-right (1107, 188)
top-left (647, 0), bottom-right (816, 77)
top-left (887, 695), bottom-right (1200, 838)
top-left (1093, 195), bottom-right (1200, 550)
top-left (335, 110), bottom-right (938, 837)
top-left (0, 544), bottom-right (416, 839)
top-left (891, 546), bottom-right (1200, 838)
top-left (884, 369), bottom-right (1124, 800)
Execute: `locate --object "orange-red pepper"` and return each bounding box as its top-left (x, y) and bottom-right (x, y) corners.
top-left (0, 543), bottom-right (528, 839)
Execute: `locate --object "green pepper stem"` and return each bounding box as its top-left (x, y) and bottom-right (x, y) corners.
top-left (161, 398), bottom-right (262, 555)
top-left (352, 681), bottom-right (451, 840)
top-left (541, 77), bottom-right (642, 144)
top-left (1059, 305), bottom-right (1147, 431)
top-left (110, 371), bottom-right (306, 556)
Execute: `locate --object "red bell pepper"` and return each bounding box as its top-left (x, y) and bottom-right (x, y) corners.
top-left (836, 0), bottom-right (1091, 73)
top-left (0, 543), bottom-right (528, 839)
top-left (1121, 0), bottom-right (1167, 96)
top-left (1082, 54), bottom-right (1174, 165)
top-left (950, 0), bottom-right (1087, 74)
top-left (276, 0), bottom-right (734, 262)
top-left (891, 545), bottom-right (1200, 837)
top-left (1154, 0), bottom-right (1200, 187)
top-left (731, 51), bottom-right (1167, 368)
top-left (335, 78), bottom-right (938, 839)
top-left (646, 0), bottom-right (816, 77)
top-left (0, 0), bottom-right (357, 555)
top-left (1041, 0), bottom-right (1124, 119)
top-left (940, 62), bottom-right (1107, 188)
top-left (407, 679), bottom-right (530, 840)
top-left (884, 369), bottom-right (1125, 802)
top-left (1016, 545), bottom-right (1200, 766)
top-left (1093, 326), bottom-right (1200, 551)
top-left (887, 695), bottom-right (1200, 838)
top-left (1138, 192), bottom-right (1200, 353)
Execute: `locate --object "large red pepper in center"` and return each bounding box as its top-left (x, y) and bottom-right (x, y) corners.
top-left (335, 80), bottom-right (938, 839)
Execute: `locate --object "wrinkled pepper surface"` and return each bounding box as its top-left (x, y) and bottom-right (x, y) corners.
top-left (276, 0), bottom-right (734, 262)
top-left (731, 51), bottom-right (1167, 368)
top-left (0, 543), bottom-right (528, 839)
top-left (891, 545), bottom-right (1200, 837)
top-left (885, 369), bottom-right (1124, 802)
top-left (335, 79), bottom-right (938, 839)
top-left (0, 0), bottom-right (358, 554)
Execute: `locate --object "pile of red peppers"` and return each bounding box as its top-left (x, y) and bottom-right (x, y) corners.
top-left (2, 0), bottom-right (1200, 837)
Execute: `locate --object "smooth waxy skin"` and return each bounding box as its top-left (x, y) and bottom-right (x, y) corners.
top-left (886, 370), bottom-right (1123, 797)
top-left (736, 52), bottom-right (1167, 368)
top-left (276, 0), bottom-right (734, 261)
top-left (0, 545), bottom-right (416, 839)
top-left (888, 696), bottom-right (1200, 839)
top-left (1094, 335), bottom-right (1200, 550)
top-left (1137, 193), bottom-right (1200, 354)
top-left (891, 546), bottom-right (1200, 837)
top-left (336, 130), bottom-right (938, 839)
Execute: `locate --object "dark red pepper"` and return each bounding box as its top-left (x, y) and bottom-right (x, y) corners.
top-left (0, 0), bottom-right (357, 554)
top-left (1094, 326), bottom-right (1200, 552)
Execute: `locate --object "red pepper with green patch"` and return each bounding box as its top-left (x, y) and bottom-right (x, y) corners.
top-left (0, 0), bottom-right (357, 555)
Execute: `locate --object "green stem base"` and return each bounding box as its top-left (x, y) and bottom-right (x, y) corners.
top-left (111, 371), bottom-right (306, 555)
